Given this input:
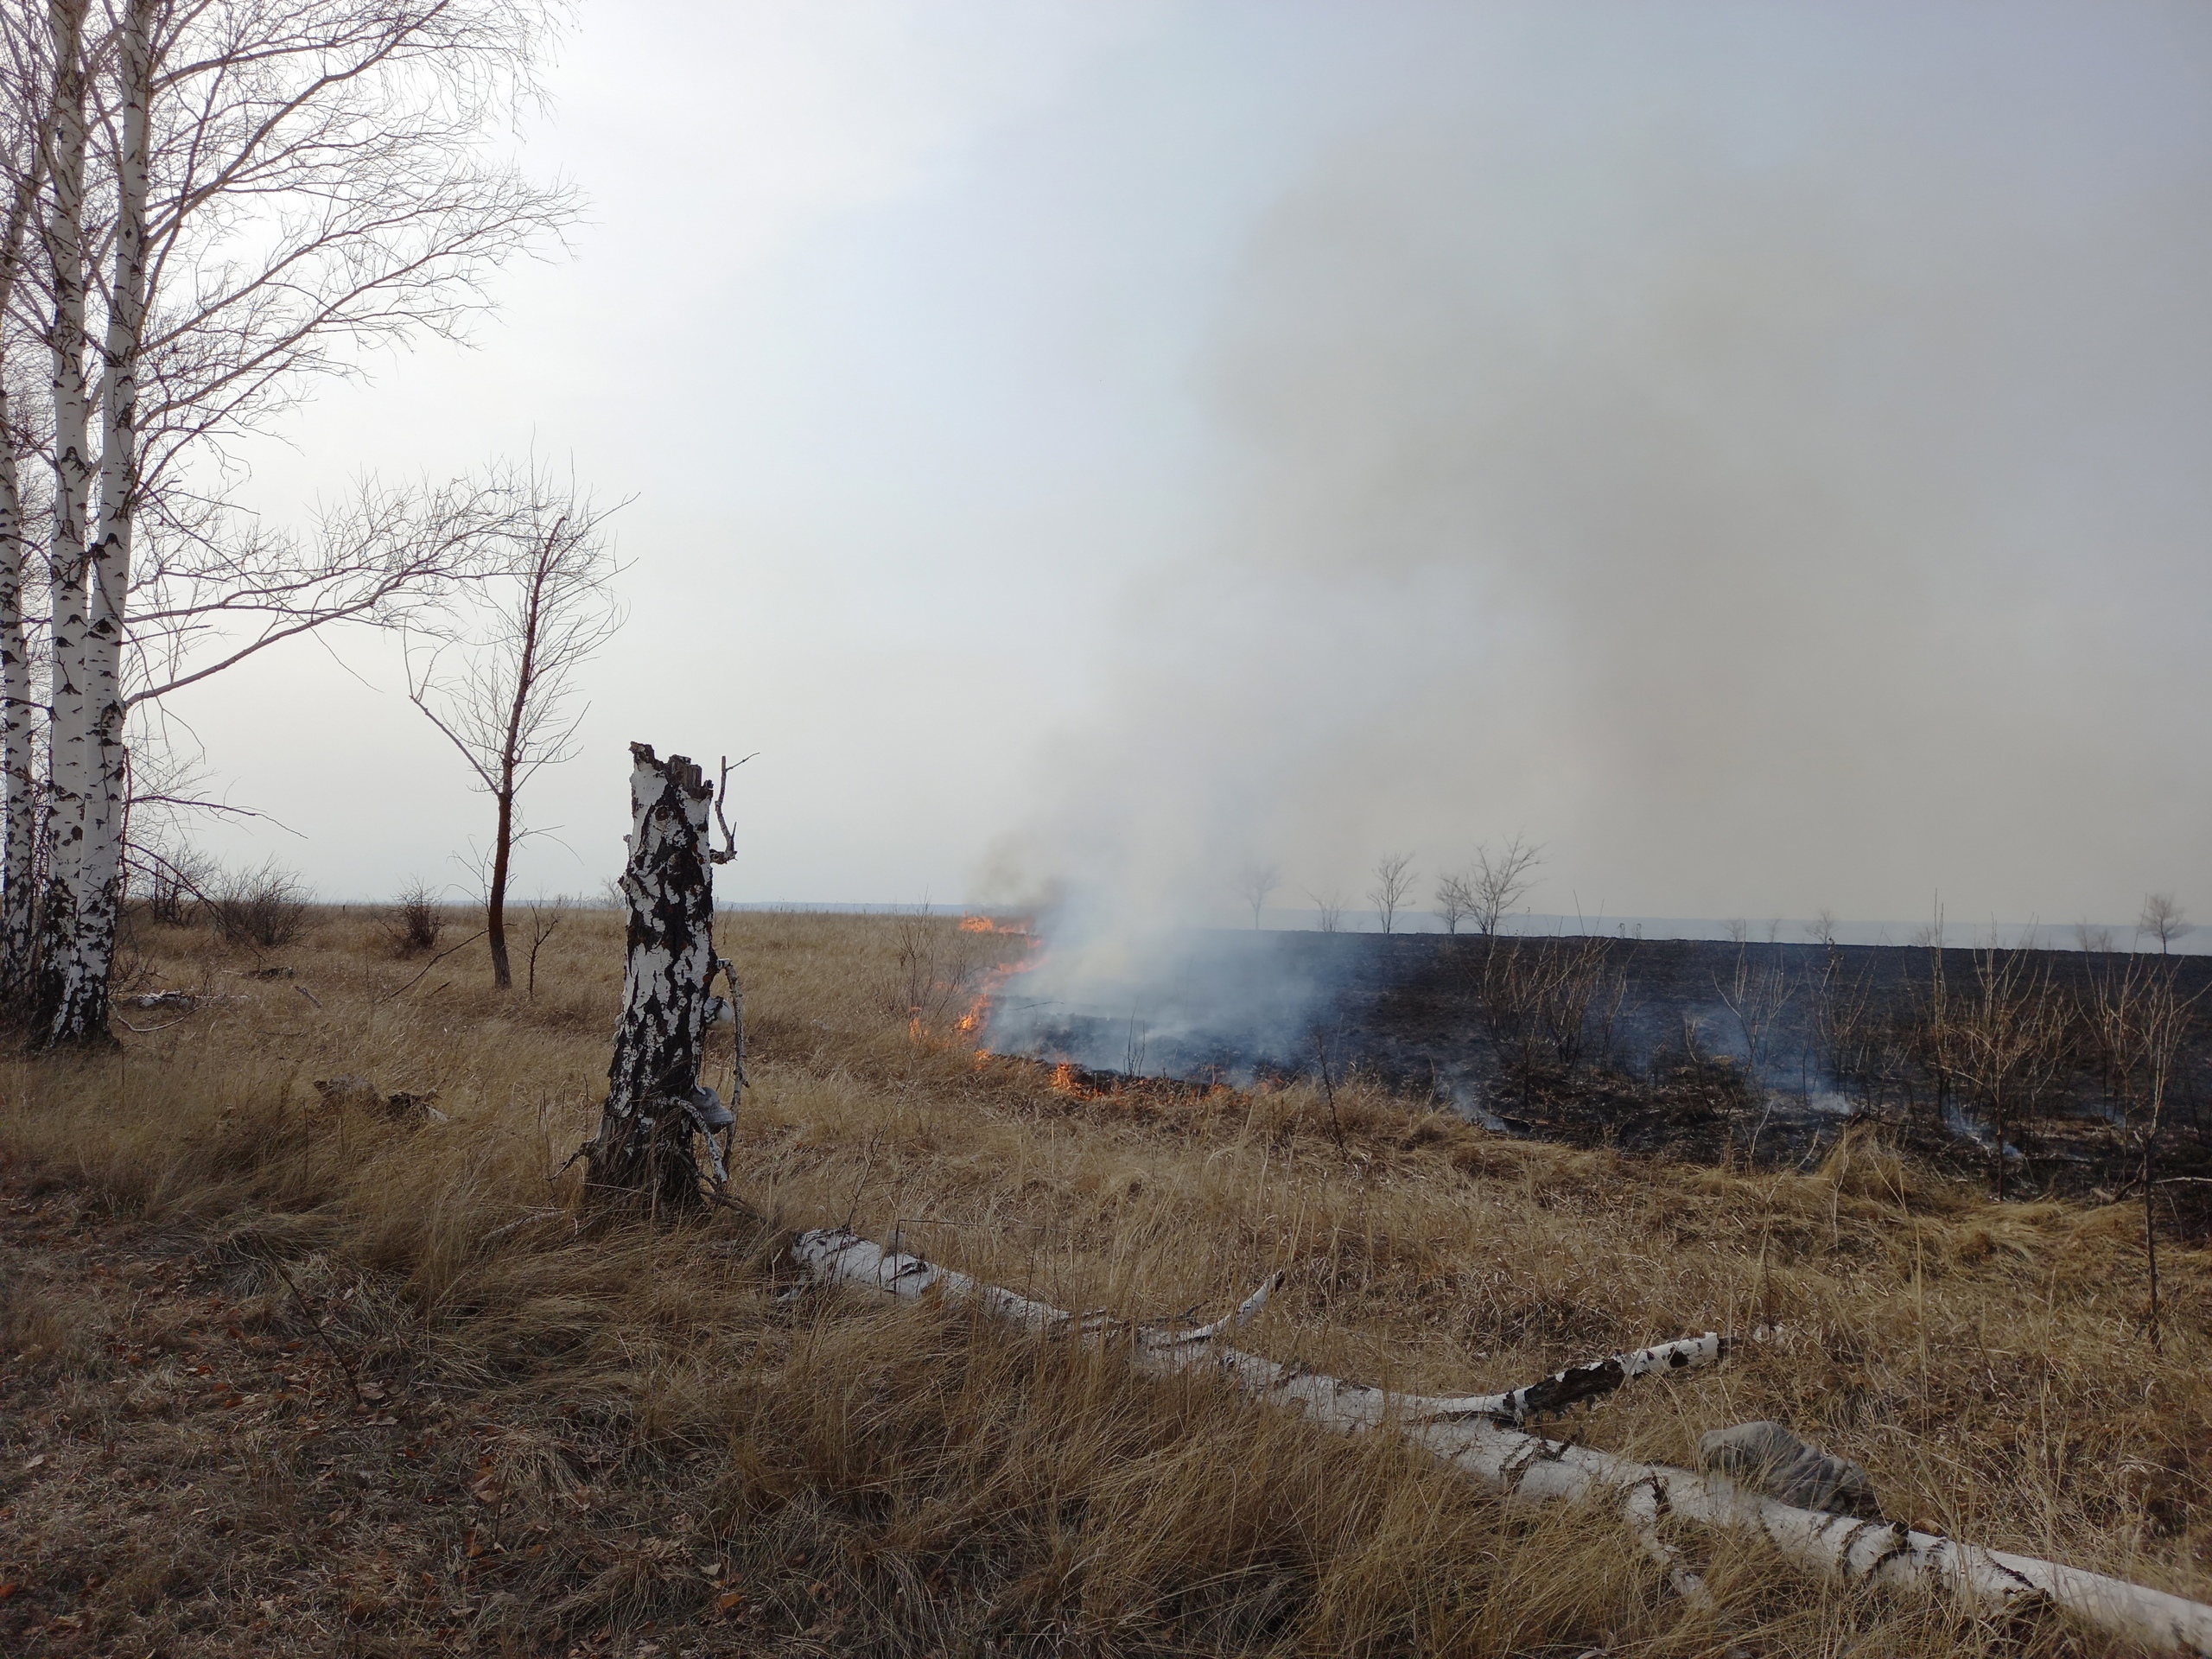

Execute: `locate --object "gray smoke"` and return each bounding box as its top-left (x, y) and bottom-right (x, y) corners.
top-left (987, 4), bottom-right (2212, 961)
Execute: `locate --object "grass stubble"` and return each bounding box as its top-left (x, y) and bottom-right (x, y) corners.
top-left (0, 907), bottom-right (2206, 1656)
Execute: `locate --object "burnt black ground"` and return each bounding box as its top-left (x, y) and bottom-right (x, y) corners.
top-left (991, 931), bottom-right (2212, 1196)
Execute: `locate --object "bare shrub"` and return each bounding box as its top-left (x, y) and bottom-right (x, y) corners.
top-left (137, 846), bottom-right (216, 927)
top-left (1306, 887), bottom-right (1348, 934)
top-left (1931, 947), bottom-right (2070, 1198)
top-left (382, 879), bottom-right (444, 957)
top-left (1474, 936), bottom-right (1630, 1108)
top-left (887, 909), bottom-right (989, 1029)
top-left (207, 859), bottom-right (314, 951)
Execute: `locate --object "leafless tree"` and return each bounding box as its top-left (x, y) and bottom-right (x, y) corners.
top-left (1803, 908), bottom-right (1837, 947)
top-left (1716, 946), bottom-right (1795, 1085)
top-left (1435, 869), bottom-right (1473, 935)
top-left (1236, 860), bottom-right (1278, 930)
top-left (1306, 887), bottom-right (1347, 934)
top-left (0, 24), bottom-right (47, 1003)
top-left (2075, 919), bottom-right (2115, 954)
top-left (410, 469), bottom-right (622, 989)
top-left (2086, 955), bottom-right (2203, 1346)
top-left (1462, 835), bottom-right (1542, 938)
top-left (0, 0), bottom-right (577, 1043)
top-left (1369, 851), bottom-right (1416, 936)
top-left (1937, 947), bottom-right (2068, 1199)
top-left (2139, 893), bottom-right (2191, 957)
top-left (521, 892), bottom-right (566, 998)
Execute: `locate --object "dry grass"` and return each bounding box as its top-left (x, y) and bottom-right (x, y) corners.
top-left (2, 906), bottom-right (2208, 1656)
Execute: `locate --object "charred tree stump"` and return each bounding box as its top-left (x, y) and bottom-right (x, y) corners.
top-left (584, 743), bottom-right (738, 1213)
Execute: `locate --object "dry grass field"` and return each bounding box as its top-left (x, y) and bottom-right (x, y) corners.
top-left (2, 905), bottom-right (2209, 1657)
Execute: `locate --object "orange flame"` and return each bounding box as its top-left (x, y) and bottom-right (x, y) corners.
top-left (906, 914), bottom-right (1043, 1053)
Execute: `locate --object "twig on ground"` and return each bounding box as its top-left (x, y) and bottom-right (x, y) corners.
top-left (373, 930), bottom-right (487, 1004)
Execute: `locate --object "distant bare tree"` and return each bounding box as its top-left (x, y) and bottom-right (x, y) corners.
top-left (1435, 869), bottom-right (1473, 935)
top-left (1306, 887), bottom-right (1347, 934)
top-left (1369, 851), bottom-right (1416, 936)
top-left (410, 467), bottom-right (623, 990)
top-left (1804, 909), bottom-right (1837, 947)
top-left (2139, 893), bottom-right (2191, 957)
top-left (1723, 918), bottom-right (1750, 944)
top-left (2075, 919), bottom-right (2115, 955)
top-left (1236, 860), bottom-right (1279, 930)
top-left (1464, 836), bottom-right (1542, 937)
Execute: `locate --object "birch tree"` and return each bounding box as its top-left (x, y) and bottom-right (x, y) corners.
top-left (409, 469), bottom-right (622, 990)
top-left (2, 0), bottom-right (575, 1043)
top-left (0, 24), bottom-right (47, 1002)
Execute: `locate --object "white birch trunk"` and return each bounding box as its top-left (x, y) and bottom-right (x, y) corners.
top-left (584, 743), bottom-right (734, 1210)
top-left (0, 341), bottom-right (34, 1006)
top-left (0, 108), bottom-right (41, 1005)
top-left (34, 0), bottom-right (93, 1033)
top-left (49, 0), bottom-right (151, 1045)
top-left (794, 1229), bottom-right (2212, 1657)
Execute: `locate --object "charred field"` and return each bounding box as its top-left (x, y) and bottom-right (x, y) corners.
top-left (5, 907), bottom-right (2212, 1658)
top-left (988, 931), bottom-right (2212, 1196)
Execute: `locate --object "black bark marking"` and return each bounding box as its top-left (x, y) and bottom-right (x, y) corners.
top-left (585, 744), bottom-right (733, 1213)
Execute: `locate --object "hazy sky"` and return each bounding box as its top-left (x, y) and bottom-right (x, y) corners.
top-left (186, 1), bottom-right (2212, 931)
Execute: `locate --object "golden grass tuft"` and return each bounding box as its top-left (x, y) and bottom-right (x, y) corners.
top-left (0, 905), bottom-right (2205, 1656)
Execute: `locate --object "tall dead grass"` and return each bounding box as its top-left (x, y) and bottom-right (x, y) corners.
top-left (5, 906), bottom-right (2209, 1655)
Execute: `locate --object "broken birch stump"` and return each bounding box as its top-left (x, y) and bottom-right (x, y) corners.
top-left (793, 1227), bottom-right (2212, 1656)
top-left (583, 743), bottom-right (738, 1212)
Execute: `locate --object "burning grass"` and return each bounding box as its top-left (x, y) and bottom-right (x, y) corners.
top-left (1, 906), bottom-right (2209, 1656)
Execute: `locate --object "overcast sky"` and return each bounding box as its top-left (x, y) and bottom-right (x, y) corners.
top-left (186, 1), bottom-right (2212, 933)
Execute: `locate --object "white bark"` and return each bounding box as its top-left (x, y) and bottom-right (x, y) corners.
top-left (0, 72), bottom-right (43, 1001)
top-left (585, 743), bottom-right (734, 1209)
top-left (48, 0), bottom-right (148, 1044)
top-left (794, 1228), bottom-right (2212, 1656)
top-left (0, 383), bottom-right (33, 1001)
top-left (34, 0), bottom-right (92, 1032)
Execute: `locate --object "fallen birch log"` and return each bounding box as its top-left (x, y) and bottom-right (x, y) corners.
top-left (792, 1227), bottom-right (2212, 1656)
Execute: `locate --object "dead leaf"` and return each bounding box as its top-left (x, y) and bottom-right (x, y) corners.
top-left (715, 1590), bottom-right (745, 1615)
top-left (357, 1381), bottom-right (386, 1402)
top-left (0, 1582), bottom-right (19, 1599)
top-left (22, 1454), bottom-right (45, 1470)
top-left (470, 1473), bottom-right (505, 1504)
